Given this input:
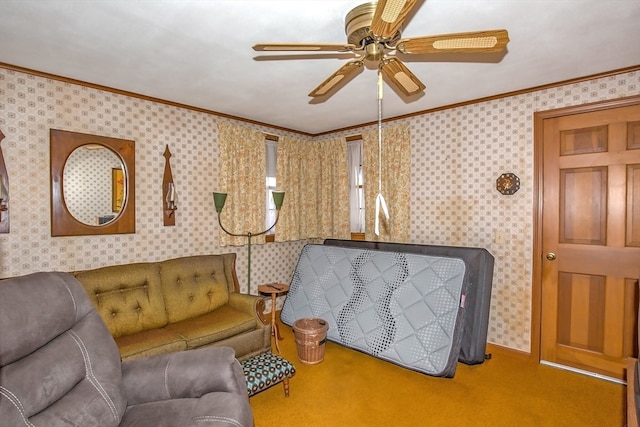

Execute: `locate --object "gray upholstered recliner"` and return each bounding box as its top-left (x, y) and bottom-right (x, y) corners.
top-left (0, 272), bottom-right (254, 426)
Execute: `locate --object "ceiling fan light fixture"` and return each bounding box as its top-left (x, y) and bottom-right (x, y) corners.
top-left (365, 43), bottom-right (384, 62)
top-left (254, 4), bottom-right (508, 100)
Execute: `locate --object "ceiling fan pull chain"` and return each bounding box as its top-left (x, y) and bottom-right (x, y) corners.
top-left (378, 68), bottom-right (383, 195)
top-left (375, 68), bottom-right (389, 237)
top-left (375, 193), bottom-right (390, 236)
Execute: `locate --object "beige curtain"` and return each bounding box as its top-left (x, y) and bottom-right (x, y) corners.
top-left (217, 122), bottom-right (266, 246)
top-left (316, 137), bottom-right (351, 239)
top-left (275, 136), bottom-right (309, 241)
top-left (276, 136), bottom-right (350, 241)
top-left (362, 123), bottom-right (410, 242)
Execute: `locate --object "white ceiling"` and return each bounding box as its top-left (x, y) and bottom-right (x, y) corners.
top-left (1, 0), bottom-right (639, 135)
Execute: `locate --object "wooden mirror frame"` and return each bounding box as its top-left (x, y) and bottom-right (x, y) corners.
top-left (50, 129), bottom-right (135, 236)
top-left (0, 129), bottom-right (9, 233)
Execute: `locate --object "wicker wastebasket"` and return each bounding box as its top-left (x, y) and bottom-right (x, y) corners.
top-left (292, 318), bottom-right (329, 365)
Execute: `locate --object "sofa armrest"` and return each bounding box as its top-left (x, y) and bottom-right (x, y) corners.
top-left (228, 293), bottom-right (268, 325)
top-left (121, 346), bottom-right (246, 405)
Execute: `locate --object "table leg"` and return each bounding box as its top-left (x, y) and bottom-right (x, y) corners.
top-left (271, 293), bottom-right (282, 354)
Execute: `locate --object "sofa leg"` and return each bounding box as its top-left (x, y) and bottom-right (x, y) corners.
top-left (283, 378), bottom-right (290, 397)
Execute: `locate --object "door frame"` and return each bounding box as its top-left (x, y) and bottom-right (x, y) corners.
top-left (531, 94), bottom-right (640, 363)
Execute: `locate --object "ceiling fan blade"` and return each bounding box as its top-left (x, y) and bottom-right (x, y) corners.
top-left (370, 0), bottom-right (419, 40)
top-left (397, 29), bottom-right (510, 54)
top-left (380, 57), bottom-right (425, 96)
top-left (309, 60), bottom-right (364, 97)
top-left (253, 43), bottom-right (356, 52)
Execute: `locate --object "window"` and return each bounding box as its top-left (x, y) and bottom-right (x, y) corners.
top-left (265, 139), bottom-right (278, 236)
top-left (347, 139), bottom-right (365, 235)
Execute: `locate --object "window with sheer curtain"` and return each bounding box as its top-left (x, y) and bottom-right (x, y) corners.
top-left (347, 139), bottom-right (365, 234)
top-left (265, 139), bottom-right (278, 235)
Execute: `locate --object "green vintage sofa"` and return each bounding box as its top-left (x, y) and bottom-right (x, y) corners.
top-left (72, 254), bottom-right (270, 362)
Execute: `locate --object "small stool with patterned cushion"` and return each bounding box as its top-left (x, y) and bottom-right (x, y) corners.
top-left (242, 351), bottom-right (296, 397)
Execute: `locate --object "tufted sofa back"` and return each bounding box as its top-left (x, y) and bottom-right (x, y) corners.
top-left (72, 254), bottom-right (240, 338)
top-left (0, 272), bottom-right (127, 426)
top-left (74, 262), bottom-right (168, 338)
top-left (160, 255), bottom-right (232, 323)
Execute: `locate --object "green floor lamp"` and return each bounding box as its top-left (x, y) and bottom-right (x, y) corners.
top-left (213, 190), bottom-right (285, 293)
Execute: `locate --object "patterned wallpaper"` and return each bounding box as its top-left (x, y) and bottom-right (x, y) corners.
top-left (0, 67), bottom-right (638, 353)
top-left (0, 69), bottom-right (309, 296)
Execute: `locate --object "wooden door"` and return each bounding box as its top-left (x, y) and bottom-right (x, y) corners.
top-left (539, 99), bottom-right (640, 381)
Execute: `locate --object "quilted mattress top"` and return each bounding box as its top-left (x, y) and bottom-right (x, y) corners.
top-left (281, 244), bottom-right (469, 377)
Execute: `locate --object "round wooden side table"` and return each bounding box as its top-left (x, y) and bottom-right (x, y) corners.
top-left (258, 283), bottom-right (290, 354)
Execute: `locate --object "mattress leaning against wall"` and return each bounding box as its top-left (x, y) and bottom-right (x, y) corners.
top-left (281, 244), bottom-right (470, 377)
top-left (323, 239), bottom-right (495, 365)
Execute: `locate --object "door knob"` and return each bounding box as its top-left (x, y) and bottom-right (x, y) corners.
top-left (546, 252), bottom-right (556, 261)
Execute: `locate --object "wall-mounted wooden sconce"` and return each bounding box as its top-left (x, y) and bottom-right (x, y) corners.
top-left (0, 129), bottom-right (9, 233)
top-left (162, 145), bottom-right (177, 226)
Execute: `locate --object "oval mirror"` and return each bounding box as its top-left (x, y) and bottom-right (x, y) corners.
top-left (63, 145), bottom-right (125, 226)
top-left (51, 129), bottom-right (135, 236)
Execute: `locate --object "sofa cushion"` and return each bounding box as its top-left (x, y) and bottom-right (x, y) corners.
top-left (116, 328), bottom-right (187, 362)
top-left (165, 306), bottom-right (256, 349)
top-left (74, 263), bottom-right (168, 338)
top-left (160, 255), bottom-right (231, 323)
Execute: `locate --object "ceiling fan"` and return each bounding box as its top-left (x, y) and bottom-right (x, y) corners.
top-left (253, 0), bottom-right (509, 99)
